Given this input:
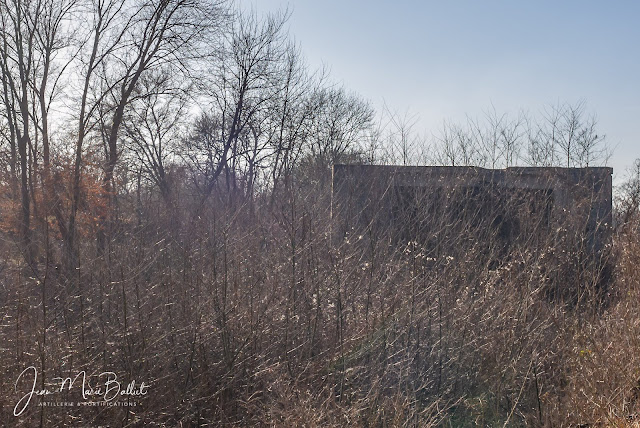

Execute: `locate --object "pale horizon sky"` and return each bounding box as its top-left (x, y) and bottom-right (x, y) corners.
top-left (241, 1), bottom-right (639, 184)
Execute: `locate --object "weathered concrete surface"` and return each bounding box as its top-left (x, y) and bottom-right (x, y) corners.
top-left (332, 164), bottom-right (612, 254)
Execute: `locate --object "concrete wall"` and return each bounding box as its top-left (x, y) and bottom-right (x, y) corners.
top-left (332, 164), bottom-right (613, 254)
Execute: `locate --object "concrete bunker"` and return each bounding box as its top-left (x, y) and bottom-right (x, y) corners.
top-left (332, 164), bottom-right (613, 300)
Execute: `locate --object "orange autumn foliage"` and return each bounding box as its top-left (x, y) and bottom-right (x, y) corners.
top-left (0, 153), bottom-right (111, 242)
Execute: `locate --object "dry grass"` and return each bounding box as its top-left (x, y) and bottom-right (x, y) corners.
top-left (0, 177), bottom-right (639, 427)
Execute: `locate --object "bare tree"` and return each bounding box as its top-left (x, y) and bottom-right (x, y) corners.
top-left (433, 119), bottom-right (482, 166)
top-left (0, 0), bottom-right (45, 264)
top-left (183, 8), bottom-right (289, 204)
top-left (526, 101), bottom-right (607, 168)
top-left (123, 69), bottom-right (188, 207)
top-left (468, 107), bottom-right (525, 168)
top-left (303, 86), bottom-right (374, 172)
top-left (616, 159), bottom-right (640, 232)
top-left (432, 102), bottom-right (608, 170)
top-left (267, 43), bottom-right (320, 195)
top-left (381, 105), bottom-right (422, 166)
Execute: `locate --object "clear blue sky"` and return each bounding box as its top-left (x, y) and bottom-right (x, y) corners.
top-left (241, 0), bottom-right (639, 182)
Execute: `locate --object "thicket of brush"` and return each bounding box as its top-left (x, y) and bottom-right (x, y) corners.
top-left (1, 159), bottom-right (640, 427)
top-left (1, 0), bottom-right (640, 425)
